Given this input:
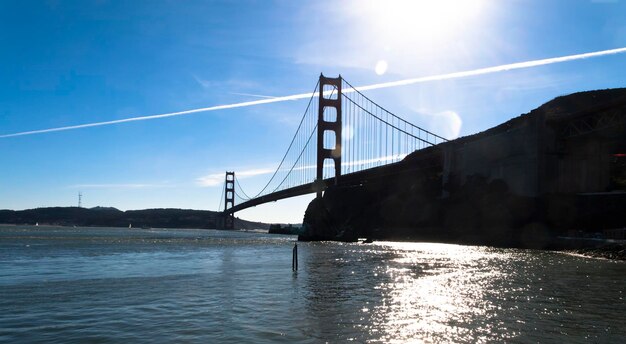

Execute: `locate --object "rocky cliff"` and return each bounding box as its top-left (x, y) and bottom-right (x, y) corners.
top-left (299, 88), bottom-right (626, 248)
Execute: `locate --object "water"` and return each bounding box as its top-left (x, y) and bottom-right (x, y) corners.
top-left (1, 225), bottom-right (624, 343)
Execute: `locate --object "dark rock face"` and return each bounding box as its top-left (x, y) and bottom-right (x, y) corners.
top-left (300, 168), bottom-right (626, 248)
top-left (299, 163), bottom-right (444, 242)
top-left (300, 173), bottom-right (547, 247)
top-left (299, 191), bottom-right (363, 242)
top-left (299, 197), bottom-right (336, 241)
top-left (300, 88), bottom-right (626, 248)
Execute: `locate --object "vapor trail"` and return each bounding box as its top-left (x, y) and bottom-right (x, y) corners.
top-left (0, 93), bottom-right (316, 138)
top-left (345, 47), bottom-right (626, 93)
top-left (3, 47), bottom-right (626, 139)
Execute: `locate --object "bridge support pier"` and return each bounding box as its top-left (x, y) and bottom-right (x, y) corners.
top-left (223, 171), bottom-right (235, 230)
top-left (316, 74), bottom-right (342, 198)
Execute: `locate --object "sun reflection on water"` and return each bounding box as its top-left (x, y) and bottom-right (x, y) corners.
top-left (368, 242), bottom-right (519, 343)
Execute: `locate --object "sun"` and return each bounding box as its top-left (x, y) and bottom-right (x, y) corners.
top-left (353, 0), bottom-right (487, 74)
top-left (364, 0), bottom-right (485, 37)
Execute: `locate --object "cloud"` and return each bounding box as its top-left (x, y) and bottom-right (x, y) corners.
top-left (424, 110), bottom-right (463, 140)
top-left (229, 92), bottom-right (278, 99)
top-left (196, 173), bottom-right (225, 187)
top-left (192, 75), bottom-right (215, 89)
top-left (70, 183), bottom-right (174, 189)
top-left (193, 75), bottom-right (261, 90)
top-left (196, 168), bottom-right (276, 187)
top-left (197, 154), bottom-right (413, 189)
top-left (3, 46), bottom-right (626, 139)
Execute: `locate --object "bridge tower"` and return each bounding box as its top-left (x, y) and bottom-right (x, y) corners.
top-left (223, 171), bottom-right (235, 229)
top-left (316, 74), bottom-right (342, 198)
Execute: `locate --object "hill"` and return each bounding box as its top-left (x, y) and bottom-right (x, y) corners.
top-left (0, 207), bottom-right (269, 230)
top-left (299, 87), bottom-right (626, 247)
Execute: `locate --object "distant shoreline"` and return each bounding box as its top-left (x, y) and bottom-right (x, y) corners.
top-left (0, 206), bottom-right (271, 230)
top-left (0, 223), bottom-right (205, 230)
top-left (0, 223), bottom-right (276, 234)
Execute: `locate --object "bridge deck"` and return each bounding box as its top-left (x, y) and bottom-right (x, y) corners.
top-left (225, 147), bottom-right (443, 214)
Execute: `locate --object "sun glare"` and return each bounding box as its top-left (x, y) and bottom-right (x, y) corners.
top-left (375, 60), bottom-right (388, 75)
top-left (353, 0), bottom-right (487, 74)
top-left (366, 0), bottom-right (485, 36)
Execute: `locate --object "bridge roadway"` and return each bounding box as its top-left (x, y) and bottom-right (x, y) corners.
top-left (225, 146), bottom-right (443, 214)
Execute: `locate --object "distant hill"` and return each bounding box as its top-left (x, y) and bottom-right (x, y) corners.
top-left (0, 207), bottom-right (269, 230)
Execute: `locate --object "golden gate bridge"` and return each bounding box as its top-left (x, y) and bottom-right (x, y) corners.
top-left (217, 75), bottom-right (448, 229)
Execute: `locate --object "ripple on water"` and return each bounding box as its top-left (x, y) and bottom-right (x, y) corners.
top-left (1, 226), bottom-right (625, 343)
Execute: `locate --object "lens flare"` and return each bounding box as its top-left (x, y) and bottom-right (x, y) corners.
top-left (375, 60), bottom-right (388, 75)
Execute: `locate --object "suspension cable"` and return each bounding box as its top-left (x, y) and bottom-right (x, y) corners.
top-left (217, 181), bottom-right (225, 211)
top-left (241, 80), bottom-right (321, 199)
top-left (233, 76), bottom-right (449, 203)
top-left (234, 189), bottom-right (248, 201)
top-left (237, 82), bottom-right (335, 198)
top-left (271, 123), bottom-right (318, 193)
top-left (234, 176), bottom-right (252, 201)
top-left (342, 78), bottom-right (448, 143)
top-left (342, 94), bottom-right (436, 146)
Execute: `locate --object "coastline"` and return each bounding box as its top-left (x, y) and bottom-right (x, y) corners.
top-left (564, 243), bottom-right (626, 261)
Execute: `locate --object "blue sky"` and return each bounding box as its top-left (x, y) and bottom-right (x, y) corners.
top-left (1, 0), bottom-right (626, 224)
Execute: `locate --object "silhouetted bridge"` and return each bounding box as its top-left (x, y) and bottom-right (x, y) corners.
top-left (218, 75), bottom-right (448, 229)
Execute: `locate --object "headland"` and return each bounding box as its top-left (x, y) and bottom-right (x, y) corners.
top-left (299, 88), bottom-right (626, 251)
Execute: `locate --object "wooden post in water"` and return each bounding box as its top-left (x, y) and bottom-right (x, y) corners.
top-left (292, 243), bottom-right (298, 271)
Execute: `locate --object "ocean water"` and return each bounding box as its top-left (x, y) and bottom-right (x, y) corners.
top-left (0, 225), bottom-right (624, 343)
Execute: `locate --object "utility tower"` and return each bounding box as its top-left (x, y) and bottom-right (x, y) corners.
top-left (78, 192), bottom-right (82, 208)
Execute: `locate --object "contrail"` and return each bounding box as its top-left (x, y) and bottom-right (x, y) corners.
top-left (0, 93), bottom-right (316, 138)
top-left (345, 47), bottom-right (626, 93)
top-left (3, 47), bottom-right (626, 138)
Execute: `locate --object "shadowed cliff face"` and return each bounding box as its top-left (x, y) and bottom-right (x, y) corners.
top-left (300, 166), bottom-right (444, 243)
top-left (299, 173), bottom-right (547, 247)
top-left (299, 88), bottom-right (626, 248)
top-left (299, 173), bottom-right (626, 248)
